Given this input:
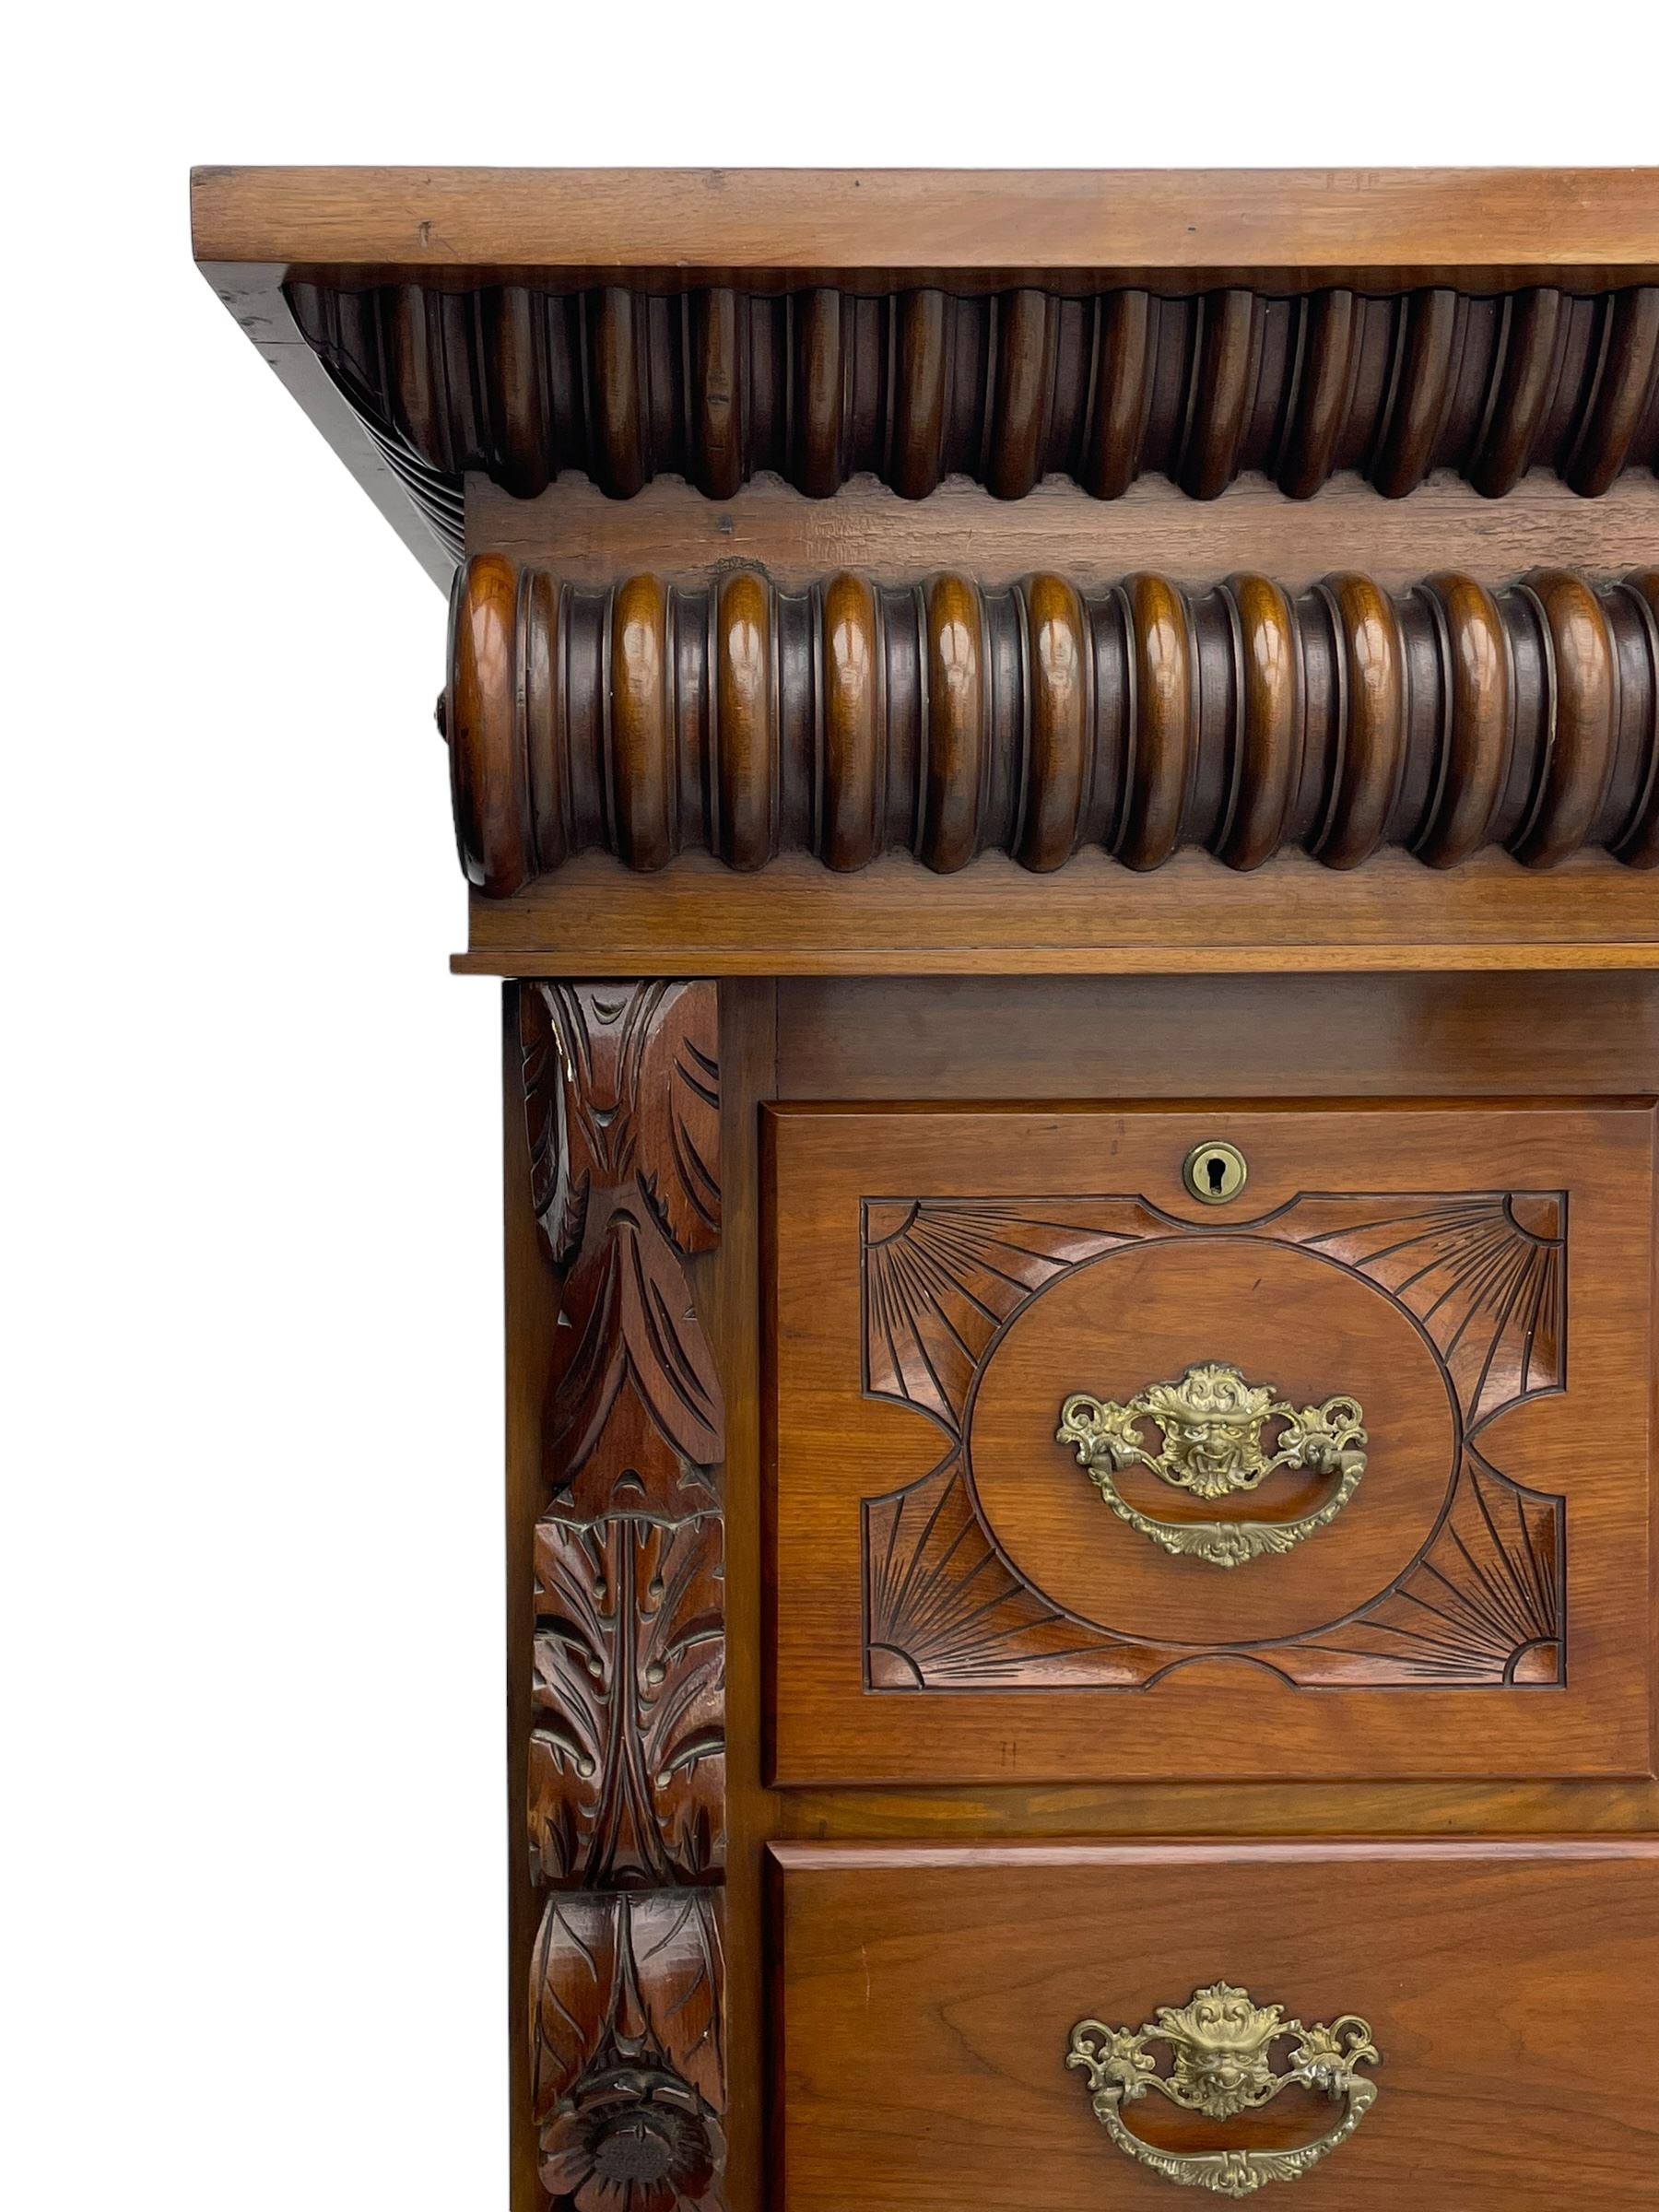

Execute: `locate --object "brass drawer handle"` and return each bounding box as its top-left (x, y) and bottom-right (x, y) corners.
top-left (1056, 1362), bottom-right (1367, 1570)
top-left (1067, 1982), bottom-right (1382, 2197)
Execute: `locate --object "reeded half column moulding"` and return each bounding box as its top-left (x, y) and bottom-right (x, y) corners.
top-left (196, 167), bottom-right (1659, 2212)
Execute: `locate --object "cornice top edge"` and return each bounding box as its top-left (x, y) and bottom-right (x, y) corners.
top-left (191, 166), bottom-right (1659, 278)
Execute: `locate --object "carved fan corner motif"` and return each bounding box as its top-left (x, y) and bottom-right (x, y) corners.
top-left (858, 1188), bottom-right (1569, 1694)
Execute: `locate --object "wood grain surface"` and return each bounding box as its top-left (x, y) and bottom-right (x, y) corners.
top-left (766, 1102), bottom-right (1655, 1785)
top-left (470, 468), bottom-right (1659, 593)
top-left (770, 1840), bottom-right (1659, 2212)
top-left (502, 974), bottom-right (1659, 2211)
top-left (191, 166), bottom-right (1659, 285)
top-left (456, 846), bottom-right (1659, 975)
top-left (772, 973), bottom-right (1659, 1099)
top-left (201, 159), bottom-right (1659, 2212)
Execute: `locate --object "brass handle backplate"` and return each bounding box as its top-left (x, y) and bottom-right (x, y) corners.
top-left (1056, 1361), bottom-right (1367, 1570)
top-left (1067, 1982), bottom-right (1382, 2197)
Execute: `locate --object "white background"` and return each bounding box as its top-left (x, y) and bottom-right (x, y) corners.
top-left (4, 6), bottom-right (1655, 2204)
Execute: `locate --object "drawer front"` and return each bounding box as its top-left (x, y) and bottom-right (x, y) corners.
top-left (771, 1841), bottom-right (1659, 2211)
top-left (765, 1102), bottom-right (1656, 1785)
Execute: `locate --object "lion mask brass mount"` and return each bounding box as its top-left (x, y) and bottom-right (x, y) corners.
top-left (1056, 1361), bottom-right (1368, 1569)
top-left (1066, 1981), bottom-right (1382, 2196)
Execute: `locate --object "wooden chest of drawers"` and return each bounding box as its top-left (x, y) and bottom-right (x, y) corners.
top-left (198, 165), bottom-right (1659, 2209)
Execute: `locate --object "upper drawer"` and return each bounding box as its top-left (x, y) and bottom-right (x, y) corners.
top-left (765, 1101), bottom-right (1657, 1786)
top-left (770, 1839), bottom-right (1659, 2212)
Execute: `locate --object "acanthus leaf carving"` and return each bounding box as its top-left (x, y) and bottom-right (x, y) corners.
top-left (531, 1512), bottom-right (726, 1888)
top-left (524, 982), bottom-right (725, 1516)
top-left (524, 982), bottom-right (722, 1270)
top-left (549, 1203), bottom-right (724, 1518)
top-left (521, 980), bottom-right (726, 2209)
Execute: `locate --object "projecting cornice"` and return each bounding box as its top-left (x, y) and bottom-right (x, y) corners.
top-left (195, 167), bottom-right (1659, 974)
top-left (194, 167), bottom-right (1659, 582)
top-left (288, 277), bottom-right (1659, 550)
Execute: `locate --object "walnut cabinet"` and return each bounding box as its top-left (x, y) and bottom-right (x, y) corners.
top-left (196, 166), bottom-right (1659, 2209)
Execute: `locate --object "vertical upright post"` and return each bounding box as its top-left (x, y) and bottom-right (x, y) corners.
top-left (516, 982), bottom-right (726, 2210)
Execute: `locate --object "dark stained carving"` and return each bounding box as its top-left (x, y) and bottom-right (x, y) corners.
top-left (531, 1888), bottom-right (725, 2212)
top-left (531, 1512), bottom-right (725, 1888)
top-left (448, 559), bottom-right (1659, 896)
top-left (861, 1192), bottom-right (1568, 1692)
top-left (291, 278), bottom-right (1659, 520)
top-left (522, 982), bottom-right (723, 1516)
top-left (522, 981), bottom-right (726, 2206)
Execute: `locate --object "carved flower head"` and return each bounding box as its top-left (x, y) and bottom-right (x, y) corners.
top-left (540, 2065), bottom-right (724, 2212)
top-left (1159, 1983), bottom-right (1285, 2119)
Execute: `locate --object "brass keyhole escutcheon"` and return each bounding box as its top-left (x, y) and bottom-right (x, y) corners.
top-left (1184, 1140), bottom-right (1248, 1205)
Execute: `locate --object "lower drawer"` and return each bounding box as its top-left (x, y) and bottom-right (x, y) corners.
top-left (770, 1841), bottom-right (1659, 2209)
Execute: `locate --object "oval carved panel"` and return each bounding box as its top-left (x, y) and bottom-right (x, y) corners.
top-left (966, 1238), bottom-right (1457, 1647)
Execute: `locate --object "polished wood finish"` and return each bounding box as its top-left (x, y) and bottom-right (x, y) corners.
top-left (206, 167), bottom-right (1659, 2212)
top-left (517, 982), bottom-right (727, 2205)
top-left (471, 469), bottom-right (1659, 590)
top-left (532, 1888), bottom-right (724, 2212)
top-left (446, 556), bottom-right (1659, 894)
top-left (773, 973), bottom-right (1659, 1099)
top-left (193, 167), bottom-right (1659, 286)
top-left (194, 167), bottom-right (1659, 584)
top-left (770, 1841), bottom-right (1659, 2212)
top-left (499, 972), bottom-right (1659, 2205)
top-left (295, 273), bottom-right (1659, 509)
top-left (456, 848), bottom-right (1659, 977)
top-left (766, 1102), bottom-right (1655, 1785)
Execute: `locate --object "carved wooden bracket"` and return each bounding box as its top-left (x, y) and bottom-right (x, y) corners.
top-left (520, 981), bottom-right (726, 2210)
top-left (448, 559), bottom-right (1659, 894)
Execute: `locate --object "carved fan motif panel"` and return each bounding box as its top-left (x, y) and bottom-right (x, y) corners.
top-left (766, 1104), bottom-right (1654, 1785)
top-left (865, 1194), bottom-right (1565, 1691)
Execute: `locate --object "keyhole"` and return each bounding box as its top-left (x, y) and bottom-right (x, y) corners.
top-left (1182, 1140), bottom-right (1248, 1205)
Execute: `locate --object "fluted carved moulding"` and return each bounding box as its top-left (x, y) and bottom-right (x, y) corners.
top-left (445, 559), bottom-right (1659, 896)
top-left (291, 281), bottom-right (1659, 533)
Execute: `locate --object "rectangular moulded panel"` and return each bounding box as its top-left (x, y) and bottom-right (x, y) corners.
top-left (765, 1101), bottom-right (1657, 1786)
top-left (769, 1840), bottom-right (1659, 2212)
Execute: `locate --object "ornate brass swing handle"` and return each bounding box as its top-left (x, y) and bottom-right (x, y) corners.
top-left (1066, 1983), bottom-right (1382, 2197)
top-left (1056, 1362), bottom-right (1367, 1570)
